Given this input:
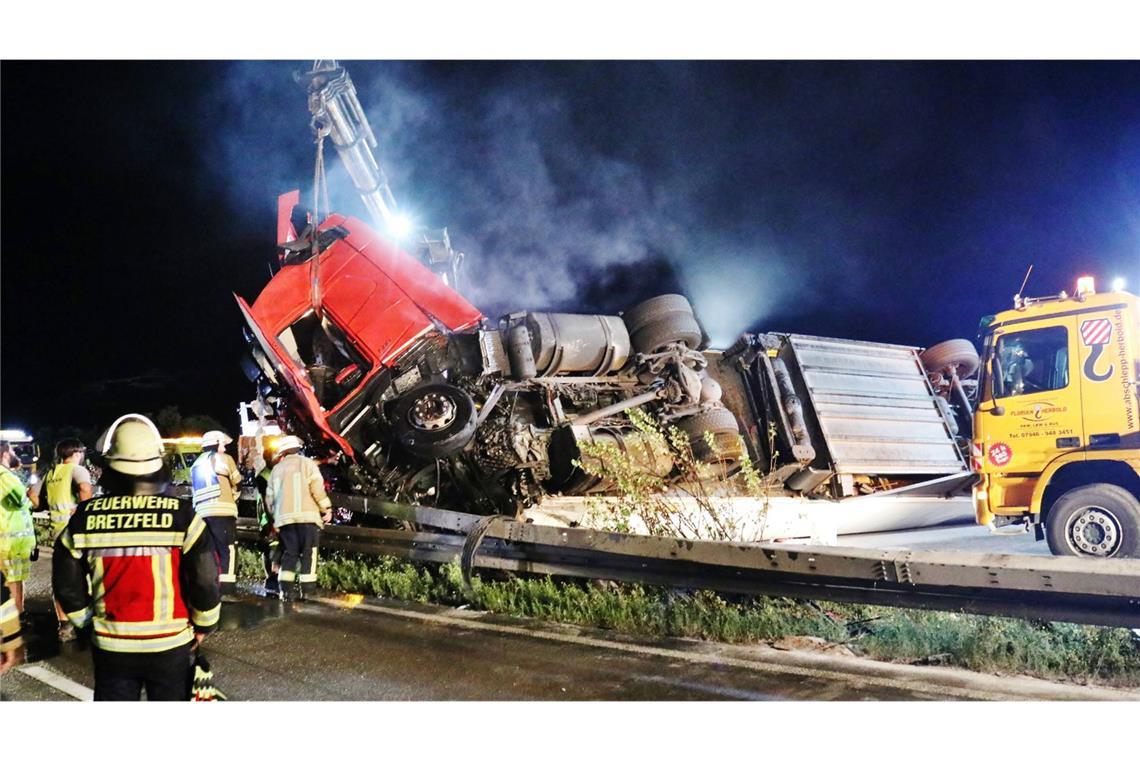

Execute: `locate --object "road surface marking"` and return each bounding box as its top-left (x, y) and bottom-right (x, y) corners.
top-left (16, 664), bottom-right (94, 701)
top-left (312, 596), bottom-right (1016, 700)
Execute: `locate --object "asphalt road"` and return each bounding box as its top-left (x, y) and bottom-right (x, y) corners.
top-left (2, 553), bottom-right (1132, 701)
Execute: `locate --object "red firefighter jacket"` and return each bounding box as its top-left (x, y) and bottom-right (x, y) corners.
top-left (52, 492), bottom-right (221, 653)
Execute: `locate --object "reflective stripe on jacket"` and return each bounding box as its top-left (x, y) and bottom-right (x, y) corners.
top-left (0, 466), bottom-right (35, 573)
top-left (190, 452), bottom-right (240, 518)
top-left (52, 493), bottom-right (221, 654)
top-left (266, 454), bottom-right (332, 528)
top-left (0, 572), bottom-right (21, 654)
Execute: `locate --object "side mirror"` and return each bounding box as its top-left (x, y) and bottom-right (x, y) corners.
top-left (977, 399), bottom-right (1005, 417)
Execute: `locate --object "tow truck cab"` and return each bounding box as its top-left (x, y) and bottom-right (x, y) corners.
top-left (973, 277), bottom-right (1140, 557)
top-left (162, 437), bottom-right (203, 498)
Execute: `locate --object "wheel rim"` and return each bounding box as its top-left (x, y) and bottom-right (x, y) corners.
top-left (1064, 506), bottom-right (1123, 557)
top-left (409, 392), bottom-right (457, 431)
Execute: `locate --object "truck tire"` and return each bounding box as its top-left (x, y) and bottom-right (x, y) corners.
top-left (392, 383), bottom-right (478, 459)
top-left (1045, 484), bottom-right (1140, 559)
top-left (623, 294), bottom-right (706, 354)
top-left (677, 407), bottom-right (742, 464)
top-left (630, 316), bottom-right (704, 355)
top-left (622, 294), bottom-right (695, 334)
top-left (920, 339), bottom-right (980, 379)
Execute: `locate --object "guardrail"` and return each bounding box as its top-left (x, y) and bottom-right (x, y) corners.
top-left (239, 500), bottom-right (1140, 629)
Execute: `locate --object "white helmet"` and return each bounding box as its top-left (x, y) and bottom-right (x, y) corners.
top-left (201, 430), bottom-right (233, 450)
top-left (276, 436), bottom-right (304, 455)
top-left (97, 414), bottom-right (165, 476)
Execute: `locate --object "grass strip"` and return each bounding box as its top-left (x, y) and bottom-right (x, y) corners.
top-left (237, 546), bottom-right (1140, 688)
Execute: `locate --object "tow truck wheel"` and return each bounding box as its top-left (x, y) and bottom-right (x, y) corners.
top-left (1045, 484), bottom-right (1140, 559)
top-left (392, 383), bottom-right (477, 459)
top-left (920, 339), bottom-right (980, 379)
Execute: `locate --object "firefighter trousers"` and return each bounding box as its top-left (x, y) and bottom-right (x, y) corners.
top-left (262, 535), bottom-right (282, 595)
top-left (278, 523), bottom-right (320, 599)
top-left (204, 516), bottom-right (236, 595)
top-left (92, 641), bottom-right (194, 701)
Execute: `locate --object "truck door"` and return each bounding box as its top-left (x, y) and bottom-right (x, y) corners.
top-left (977, 314), bottom-right (1083, 509)
top-left (1076, 305), bottom-right (1140, 452)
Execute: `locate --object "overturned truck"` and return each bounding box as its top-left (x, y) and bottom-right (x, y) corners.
top-left (235, 61), bottom-right (977, 535)
top-left (236, 197), bottom-right (977, 529)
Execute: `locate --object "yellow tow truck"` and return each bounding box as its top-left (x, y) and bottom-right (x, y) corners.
top-left (162, 437), bottom-right (203, 498)
top-left (973, 276), bottom-right (1140, 557)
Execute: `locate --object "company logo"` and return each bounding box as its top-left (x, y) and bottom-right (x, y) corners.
top-left (1080, 318), bottom-right (1114, 382)
top-left (1011, 400), bottom-right (1064, 422)
top-left (987, 442), bottom-right (1012, 467)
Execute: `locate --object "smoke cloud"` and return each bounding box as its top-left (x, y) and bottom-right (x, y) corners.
top-left (203, 61), bottom-right (1140, 348)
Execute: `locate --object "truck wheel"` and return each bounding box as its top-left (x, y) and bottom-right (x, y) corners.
top-left (622, 294), bottom-right (695, 334)
top-left (920, 339), bottom-right (980, 378)
top-left (1045, 484), bottom-right (1140, 558)
top-left (630, 316), bottom-right (704, 354)
top-left (392, 383), bottom-right (477, 459)
top-left (623, 294), bottom-right (704, 354)
top-left (676, 407), bottom-right (742, 465)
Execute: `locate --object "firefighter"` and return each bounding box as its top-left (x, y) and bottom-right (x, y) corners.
top-left (53, 413), bottom-right (220, 701)
top-left (1, 570), bottom-right (24, 674)
top-left (253, 447), bottom-right (282, 598)
top-left (30, 439), bottom-right (95, 641)
top-left (190, 429), bottom-right (240, 596)
top-left (266, 437), bottom-right (332, 601)
top-left (0, 463), bottom-right (36, 617)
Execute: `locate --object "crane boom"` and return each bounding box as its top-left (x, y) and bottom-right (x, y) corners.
top-left (298, 60), bottom-right (398, 227)
top-left (296, 60), bottom-right (461, 289)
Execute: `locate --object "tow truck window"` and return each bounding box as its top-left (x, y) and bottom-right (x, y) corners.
top-left (993, 326), bottom-right (1068, 398)
top-left (278, 311), bottom-right (371, 409)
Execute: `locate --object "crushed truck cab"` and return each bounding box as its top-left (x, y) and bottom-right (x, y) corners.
top-left (973, 279), bottom-right (1140, 557)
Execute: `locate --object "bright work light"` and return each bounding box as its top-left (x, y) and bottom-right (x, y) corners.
top-left (388, 213), bottom-right (413, 240)
top-left (1111, 277), bottom-right (1126, 292)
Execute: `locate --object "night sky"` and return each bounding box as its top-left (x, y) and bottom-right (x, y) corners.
top-left (3, 60), bottom-right (1139, 434)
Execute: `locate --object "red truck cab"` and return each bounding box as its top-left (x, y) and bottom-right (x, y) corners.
top-left (236, 195), bottom-right (482, 458)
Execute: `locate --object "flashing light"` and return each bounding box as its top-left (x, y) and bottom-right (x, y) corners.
top-left (1076, 276), bottom-right (1096, 297)
top-left (388, 213), bottom-right (413, 240)
top-left (0, 429), bottom-right (31, 441)
top-left (1112, 277), bottom-right (1126, 292)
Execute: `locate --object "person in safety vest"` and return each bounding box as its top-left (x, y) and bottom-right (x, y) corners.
top-left (190, 430), bottom-right (240, 596)
top-left (1, 569), bottom-right (24, 674)
top-left (266, 437), bottom-right (331, 601)
top-left (53, 414), bottom-right (220, 701)
top-left (1, 463), bottom-right (36, 617)
top-left (30, 438), bottom-right (95, 641)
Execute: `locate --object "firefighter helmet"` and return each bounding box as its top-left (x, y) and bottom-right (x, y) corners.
top-left (97, 414), bottom-right (165, 475)
top-left (276, 436), bottom-right (303, 455)
top-left (201, 430), bottom-right (233, 450)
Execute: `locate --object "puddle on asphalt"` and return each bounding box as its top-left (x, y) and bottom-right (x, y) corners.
top-left (217, 586), bottom-right (289, 631)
